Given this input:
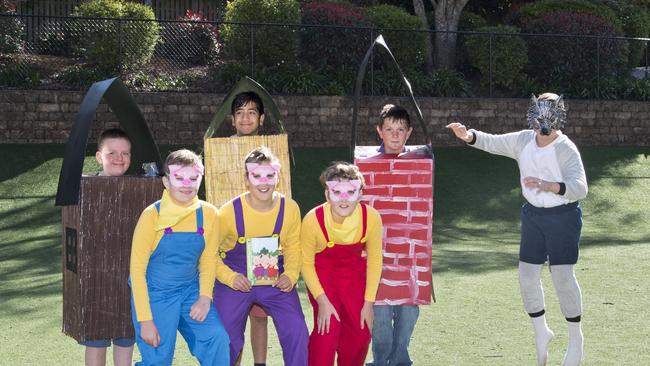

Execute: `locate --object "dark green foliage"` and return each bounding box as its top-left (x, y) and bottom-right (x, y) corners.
top-left (466, 25), bottom-right (528, 89)
top-left (299, 2), bottom-right (370, 71)
top-left (523, 11), bottom-right (628, 92)
top-left (57, 64), bottom-right (108, 88)
top-left (0, 55), bottom-right (39, 87)
top-left (222, 0), bottom-right (300, 67)
top-left (72, 0), bottom-right (160, 74)
top-left (592, 0), bottom-right (650, 68)
top-left (625, 78), bottom-right (650, 100)
top-left (416, 68), bottom-right (472, 97)
top-left (0, 2), bottom-right (24, 54)
top-left (366, 5), bottom-right (426, 72)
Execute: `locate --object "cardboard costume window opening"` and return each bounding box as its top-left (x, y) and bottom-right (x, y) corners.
top-left (56, 77), bottom-right (164, 342)
top-left (352, 36), bottom-right (436, 304)
top-left (204, 77), bottom-right (293, 208)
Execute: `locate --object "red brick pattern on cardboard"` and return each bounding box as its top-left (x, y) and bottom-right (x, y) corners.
top-left (356, 155), bottom-right (433, 305)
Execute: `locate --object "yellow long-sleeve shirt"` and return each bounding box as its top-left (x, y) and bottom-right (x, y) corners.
top-left (300, 203), bottom-right (383, 302)
top-left (130, 194), bottom-right (219, 322)
top-left (216, 193), bottom-right (302, 288)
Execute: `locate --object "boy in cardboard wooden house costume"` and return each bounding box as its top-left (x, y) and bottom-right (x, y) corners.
top-left (56, 78), bottom-right (164, 366)
top-left (203, 77), bottom-right (294, 365)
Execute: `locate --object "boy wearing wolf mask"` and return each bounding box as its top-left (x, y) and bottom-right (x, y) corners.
top-left (446, 93), bottom-right (587, 366)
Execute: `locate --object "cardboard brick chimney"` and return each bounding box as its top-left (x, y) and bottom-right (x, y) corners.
top-left (56, 78), bottom-right (163, 342)
top-left (355, 146), bottom-right (434, 305)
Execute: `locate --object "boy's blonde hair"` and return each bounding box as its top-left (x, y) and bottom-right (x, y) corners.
top-left (244, 146), bottom-right (280, 172)
top-left (163, 149), bottom-right (202, 174)
top-left (319, 161), bottom-right (365, 189)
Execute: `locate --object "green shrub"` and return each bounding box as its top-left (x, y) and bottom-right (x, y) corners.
top-left (465, 25), bottom-right (528, 89)
top-left (459, 10), bottom-right (488, 31)
top-left (0, 55), bottom-right (39, 87)
top-left (524, 11), bottom-right (628, 91)
top-left (222, 0), bottom-right (300, 67)
top-left (625, 78), bottom-right (650, 100)
top-left (416, 68), bottom-right (471, 97)
top-left (72, 0), bottom-right (160, 74)
top-left (0, 1), bottom-right (24, 54)
top-left (58, 64), bottom-right (108, 88)
top-left (366, 5), bottom-right (426, 72)
top-left (299, 2), bottom-right (370, 71)
top-left (593, 0), bottom-right (649, 68)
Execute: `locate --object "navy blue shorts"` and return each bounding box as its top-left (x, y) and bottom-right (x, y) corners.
top-left (520, 201), bottom-right (582, 265)
top-left (78, 337), bottom-right (135, 348)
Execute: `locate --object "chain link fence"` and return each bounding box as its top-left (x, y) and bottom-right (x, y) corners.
top-left (1, 13), bottom-right (650, 100)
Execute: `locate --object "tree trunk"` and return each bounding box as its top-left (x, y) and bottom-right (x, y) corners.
top-left (413, 0), bottom-right (435, 74)
top-left (430, 0), bottom-right (469, 70)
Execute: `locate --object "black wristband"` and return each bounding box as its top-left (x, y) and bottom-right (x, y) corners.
top-left (558, 182), bottom-right (566, 195)
top-left (467, 132), bottom-right (477, 145)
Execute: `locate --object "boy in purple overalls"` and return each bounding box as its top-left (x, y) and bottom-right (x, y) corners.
top-left (213, 146), bottom-right (308, 366)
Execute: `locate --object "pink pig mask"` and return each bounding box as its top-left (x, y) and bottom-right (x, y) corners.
top-left (167, 164), bottom-right (204, 189)
top-left (246, 162), bottom-right (280, 186)
top-left (326, 180), bottom-right (361, 202)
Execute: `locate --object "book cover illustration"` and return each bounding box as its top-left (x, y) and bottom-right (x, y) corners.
top-left (246, 236), bottom-right (280, 286)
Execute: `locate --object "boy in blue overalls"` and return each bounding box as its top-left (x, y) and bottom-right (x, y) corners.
top-left (129, 149), bottom-right (229, 366)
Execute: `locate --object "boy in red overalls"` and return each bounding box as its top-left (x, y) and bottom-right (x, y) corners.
top-left (300, 162), bottom-right (383, 366)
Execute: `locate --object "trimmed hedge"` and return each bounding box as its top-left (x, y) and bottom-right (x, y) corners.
top-left (72, 0), bottom-right (160, 75)
top-left (222, 0), bottom-right (300, 67)
top-left (465, 25), bottom-right (528, 89)
top-left (365, 5), bottom-right (426, 72)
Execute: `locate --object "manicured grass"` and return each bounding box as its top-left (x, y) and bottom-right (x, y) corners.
top-left (1, 144), bottom-right (649, 365)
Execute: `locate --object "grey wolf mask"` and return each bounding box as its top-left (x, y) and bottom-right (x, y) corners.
top-left (526, 94), bottom-right (567, 136)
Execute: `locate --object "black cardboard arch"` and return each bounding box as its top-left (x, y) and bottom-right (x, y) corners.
top-left (351, 35), bottom-right (432, 161)
top-left (55, 77), bottom-right (163, 206)
top-left (204, 76), bottom-right (287, 139)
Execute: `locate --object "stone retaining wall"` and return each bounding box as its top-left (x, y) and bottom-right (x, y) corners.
top-left (1, 90), bottom-right (649, 146)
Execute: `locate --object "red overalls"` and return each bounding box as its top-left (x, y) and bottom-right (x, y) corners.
top-left (307, 203), bottom-right (370, 366)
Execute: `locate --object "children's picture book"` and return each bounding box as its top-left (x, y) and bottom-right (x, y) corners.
top-left (246, 236), bottom-right (280, 286)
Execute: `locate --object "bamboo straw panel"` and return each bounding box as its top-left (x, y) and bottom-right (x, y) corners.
top-left (62, 175), bottom-right (163, 342)
top-left (204, 134), bottom-right (291, 208)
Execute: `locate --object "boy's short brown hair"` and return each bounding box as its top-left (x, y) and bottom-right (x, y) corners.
top-left (163, 149), bottom-right (202, 174)
top-left (378, 104), bottom-right (411, 128)
top-left (244, 146), bottom-right (280, 172)
top-left (97, 128), bottom-right (130, 151)
top-left (319, 161), bottom-right (365, 189)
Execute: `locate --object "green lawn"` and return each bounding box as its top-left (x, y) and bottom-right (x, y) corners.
top-left (1, 144), bottom-right (649, 365)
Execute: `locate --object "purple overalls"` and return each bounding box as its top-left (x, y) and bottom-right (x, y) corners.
top-left (213, 196), bottom-right (308, 366)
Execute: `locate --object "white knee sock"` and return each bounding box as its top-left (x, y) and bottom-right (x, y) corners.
top-left (550, 265), bottom-right (583, 318)
top-left (518, 261), bottom-right (545, 314)
top-left (563, 321), bottom-right (583, 366)
top-left (519, 261), bottom-right (553, 366)
top-left (531, 314), bottom-right (554, 366)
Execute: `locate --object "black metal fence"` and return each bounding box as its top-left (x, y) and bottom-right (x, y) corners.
top-left (1, 13), bottom-right (650, 100)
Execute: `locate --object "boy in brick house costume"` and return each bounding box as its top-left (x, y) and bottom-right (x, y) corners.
top-left (447, 92), bottom-right (587, 366)
top-left (363, 104), bottom-right (425, 366)
top-left (300, 162), bottom-right (383, 366)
